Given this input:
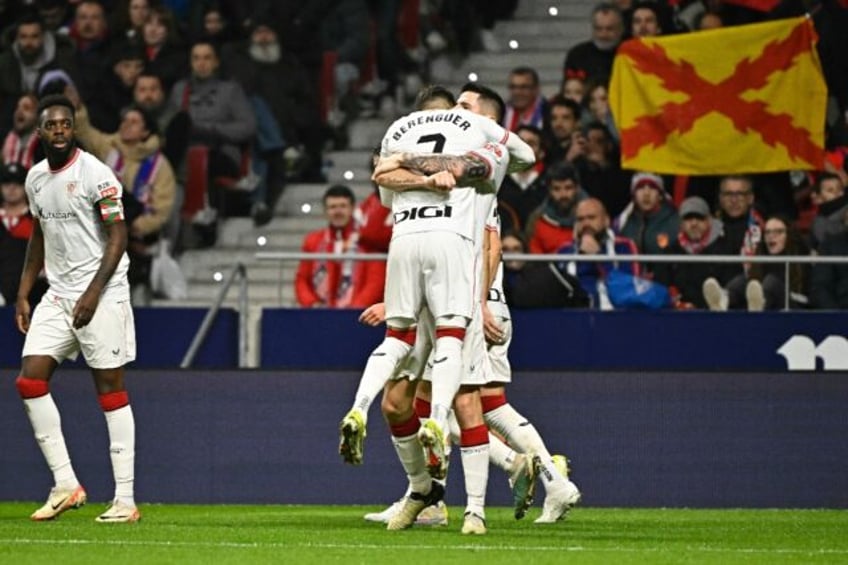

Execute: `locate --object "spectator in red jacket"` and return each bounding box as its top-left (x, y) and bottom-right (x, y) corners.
top-left (295, 184), bottom-right (384, 308)
top-left (525, 161), bottom-right (587, 254)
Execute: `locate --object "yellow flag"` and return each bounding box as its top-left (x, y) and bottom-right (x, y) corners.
top-left (609, 17), bottom-right (827, 174)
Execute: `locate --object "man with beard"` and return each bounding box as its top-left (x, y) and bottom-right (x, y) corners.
top-left (524, 162), bottom-right (587, 254)
top-left (2, 93), bottom-right (44, 170)
top-left (563, 2), bottom-right (624, 84)
top-left (223, 21), bottom-right (326, 184)
top-left (13, 94), bottom-right (140, 523)
top-left (556, 197), bottom-right (639, 309)
top-left (653, 197), bottom-right (725, 309)
top-left (0, 12), bottom-right (76, 132)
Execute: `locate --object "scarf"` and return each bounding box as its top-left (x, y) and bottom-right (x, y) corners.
top-left (2, 131), bottom-right (39, 170)
top-left (503, 96), bottom-right (545, 132)
top-left (105, 148), bottom-right (162, 213)
top-left (677, 218), bottom-right (723, 254)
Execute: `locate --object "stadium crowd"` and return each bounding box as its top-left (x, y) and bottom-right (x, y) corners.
top-left (1, 0), bottom-right (847, 312)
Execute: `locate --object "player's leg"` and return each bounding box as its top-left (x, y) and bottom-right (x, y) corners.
top-left (481, 384), bottom-right (581, 523)
top-left (453, 385), bottom-right (489, 535)
top-left (381, 377), bottom-right (444, 530)
top-left (341, 239), bottom-right (423, 464)
top-left (81, 299), bottom-right (139, 523)
top-left (483, 319), bottom-right (580, 522)
top-left (17, 296), bottom-right (87, 521)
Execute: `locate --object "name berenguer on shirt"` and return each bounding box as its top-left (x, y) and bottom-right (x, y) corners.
top-left (391, 112), bottom-right (472, 141)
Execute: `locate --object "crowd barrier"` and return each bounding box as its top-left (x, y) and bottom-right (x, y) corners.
top-left (2, 306), bottom-right (846, 371)
top-left (1, 369), bottom-right (845, 507)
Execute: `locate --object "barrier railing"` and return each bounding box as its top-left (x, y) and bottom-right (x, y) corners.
top-left (182, 262), bottom-right (249, 368)
top-left (255, 251), bottom-right (848, 311)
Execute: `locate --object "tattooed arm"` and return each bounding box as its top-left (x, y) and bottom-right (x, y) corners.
top-left (373, 152), bottom-right (496, 194)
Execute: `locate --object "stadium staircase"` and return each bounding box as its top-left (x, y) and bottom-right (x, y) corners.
top-left (169, 0), bottom-right (596, 311)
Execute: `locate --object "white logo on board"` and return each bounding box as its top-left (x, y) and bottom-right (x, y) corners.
top-left (777, 335), bottom-right (848, 371)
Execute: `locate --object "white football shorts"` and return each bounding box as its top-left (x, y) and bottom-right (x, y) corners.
top-left (22, 292), bottom-right (137, 369)
top-left (384, 231), bottom-right (476, 322)
top-left (484, 317), bottom-right (512, 384)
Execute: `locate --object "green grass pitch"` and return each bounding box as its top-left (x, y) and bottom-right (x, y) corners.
top-left (1, 503), bottom-right (846, 564)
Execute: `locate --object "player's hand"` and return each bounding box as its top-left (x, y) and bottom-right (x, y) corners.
top-left (15, 297), bottom-right (31, 335)
top-left (72, 290), bottom-right (100, 329)
top-left (359, 303), bottom-right (386, 326)
top-left (372, 154), bottom-right (405, 177)
top-left (482, 303), bottom-right (505, 345)
top-left (425, 170), bottom-right (456, 192)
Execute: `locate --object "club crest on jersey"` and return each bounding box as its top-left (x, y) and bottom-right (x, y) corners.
top-left (394, 205), bottom-right (453, 224)
top-left (66, 181), bottom-right (77, 194)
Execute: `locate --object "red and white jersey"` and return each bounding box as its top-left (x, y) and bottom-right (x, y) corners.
top-left (26, 148), bottom-right (130, 300)
top-left (380, 109), bottom-right (512, 242)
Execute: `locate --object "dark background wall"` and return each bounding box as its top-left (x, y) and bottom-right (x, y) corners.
top-left (1, 370), bottom-right (846, 508)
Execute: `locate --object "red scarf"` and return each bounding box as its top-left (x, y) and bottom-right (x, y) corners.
top-left (2, 131), bottom-right (39, 170)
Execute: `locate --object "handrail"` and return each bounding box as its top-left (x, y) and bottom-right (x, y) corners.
top-left (255, 251), bottom-right (848, 264)
top-left (256, 251), bottom-right (848, 312)
top-left (181, 262), bottom-right (249, 369)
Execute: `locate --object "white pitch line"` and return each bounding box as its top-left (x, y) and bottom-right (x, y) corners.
top-left (1, 539), bottom-right (847, 555)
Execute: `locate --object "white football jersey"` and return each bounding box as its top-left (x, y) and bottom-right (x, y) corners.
top-left (381, 109), bottom-right (512, 241)
top-left (26, 148), bottom-right (130, 300)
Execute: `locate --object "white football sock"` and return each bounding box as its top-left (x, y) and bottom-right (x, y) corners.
top-left (429, 336), bottom-right (463, 430)
top-left (487, 432), bottom-right (516, 472)
top-left (23, 394), bottom-right (79, 490)
top-left (353, 337), bottom-right (413, 424)
top-left (461, 443), bottom-right (489, 518)
top-left (104, 404), bottom-right (136, 505)
top-left (391, 431), bottom-right (431, 494)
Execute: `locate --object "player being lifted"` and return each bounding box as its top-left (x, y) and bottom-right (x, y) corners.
top-left (340, 83), bottom-right (533, 533)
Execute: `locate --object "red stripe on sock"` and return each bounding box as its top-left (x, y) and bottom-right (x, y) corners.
top-left (413, 398), bottom-right (431, 419)
top-left (436, 326), bottom-right (465, 341)
top-left (481, 394), bottom-right (508, 413)
top-left (15, 376), bottom-right (48, 399)
top-left (460, 424), bottom-right (489, 447)
top-left (98, 391), bottom-right (129, 412)
top-left (386, 327), bottom-right (416, 346)
top-left (390, 415), bottom-right (420, 438)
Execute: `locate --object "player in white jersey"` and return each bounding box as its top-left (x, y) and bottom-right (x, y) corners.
top-left (13, 94), bottom-right (140, 523)
top-left (341, 85), bottom-right (533, 533)
top-left (477, 211), bottom-right (582, 524)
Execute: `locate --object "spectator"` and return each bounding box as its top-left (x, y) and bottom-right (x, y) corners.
top-left (503, 66), bottom-right (549, 133)
top-left (654, 196), bottom-right (725, 309)
top-left (87, 43), bottom-right (146, 132)
top-left (140, 5), bottom-right (188, 92)
top-left (745, 216), bottom-right (811, 311)
top-left (0, 11), bottom-right (76, 132)
top-left (194, 3), bottom-right (241, 45)
top-left (36, 0), bottom-right (72, 34)
top-left (295, 185), bottom-right (384, 308)
top-left (811, 217), bottom-right (848, 309)
top-left (693, 10), bottom-right (723, 31)
top-left (67, 0), bottom-right (114, 129)
top-left (810, 172), bottom-right (848, 251)
top-left (132, 72), bottom-right (188, 171)
top-left (556, 197), bottom-right (640, 309)
top-left (221, 20), bottom-right (326, 184)
top-left (702, 175), bottom-right (764, 311)
top-left (614, 172), bottom-right (679, 259)
top-left (0, 163), bottom-right (48, 306)
top-left (525, 162), bottom-right (587, 254)
top-left (575, 121), bottom-right (631, 217)
top-left (109, 0), bottom-right (153, 45)
top-left (563, 2), bottom-right (623, 85)
top-left (501, 230), bottom-right (589, 309)
top-left (498, 125), bottom-right (548, 233)
top-left (167, 39), bottom-right (256, 222)
top-left (544, 95), bottom-right (583, 168)
top-left (630, 1), bottom-right (663, 38)
top-left (580, 79), bottom-right (618, 142)
top-left (70, 90), bottom-right (178, 304)
top-left (559, 74), bottom-right (586, 105)
top-left (2, 93), bottom-right (44, 170)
